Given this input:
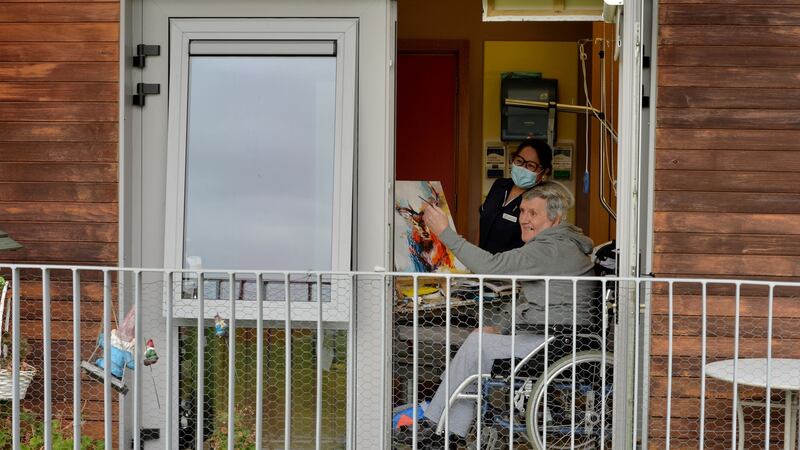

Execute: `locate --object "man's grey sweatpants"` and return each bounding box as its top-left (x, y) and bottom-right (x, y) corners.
top-left (422, 330), bottom-right (547, 437)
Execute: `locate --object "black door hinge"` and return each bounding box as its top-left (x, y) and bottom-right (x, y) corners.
top-left (133, 83), bottom-right (160, 107)
top-left (133, 44), bottom-right (160, 68)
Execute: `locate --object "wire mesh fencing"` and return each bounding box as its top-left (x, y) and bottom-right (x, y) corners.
top-left (642, 279), bottom-right (800, 450)
top-left (0, 265), bottom-right (358, 450)
top-left (3, 264), bottom-right (798, 450)
top-left (389, 274), bottom-right (616, 450)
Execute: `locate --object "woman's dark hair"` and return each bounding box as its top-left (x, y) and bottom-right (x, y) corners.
top-left (512, 138), bottom-right (553, 174)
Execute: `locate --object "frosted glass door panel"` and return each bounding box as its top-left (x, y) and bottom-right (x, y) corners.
top-left (183, 56), bottom-right (336, 270)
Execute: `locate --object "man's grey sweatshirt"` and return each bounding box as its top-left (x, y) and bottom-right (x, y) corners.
top-left (438, 223), bottom-right (597, 327)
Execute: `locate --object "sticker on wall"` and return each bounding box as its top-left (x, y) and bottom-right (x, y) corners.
top-left (553, 143), bottom-right (573, 180)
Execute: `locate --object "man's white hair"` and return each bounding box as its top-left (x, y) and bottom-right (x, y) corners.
top-left (522, 181), bottom-right (574, 221)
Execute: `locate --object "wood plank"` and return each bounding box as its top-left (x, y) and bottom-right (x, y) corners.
top-left (0, 3), bottom-right (119, 22)
top-left (655, 191), bottom-right (800, 214)
top-left (653, 211), bottom-right (800, 235)
top-left (646, 281), bottom-right (782, 296)
top-left (659, 46), bottom-right (800, 67)
top-left (650, 335), bottom-right (800, 358)
top-left (648, 397), bottom-right (779, 420)
top-left (658, 87), bottom-right (800, 109)
top-left (0, 258), bottom-right (118, 266)
top-left (13, 280), bottom-right (106, 298)
top-left (648, 418), bottom-right (785, 442)
top-left (660, 25), bottom-right (800, 47)
top-left (0, 62), bottom-right (117, 82)
top-left (650, 314), bottom-right (800, 339)
top-left (660, 0), bottom-right (800, 4)
top-left (648, 439), bottom-right (727, 450)
top-left (658, 107), bottom-right (800, 130)
top-left (0, 202), bottom-right (117, 222)
top-left (0, 42), bottom-right (117, 62)
top-left (0, 122), bottom-right (118, 142)
top-left (656, 128), bottom-right (800, 150)
top-left (651, 295), bottom-right (800, 318)
top-left (0, 182), bottom-right (117, 202)
top-left (1, 0), bottom-right (117, 2)
top-left (20, 300), bottom-right (103, 321)
top-left (650, 356), bottom-right (732, 378)
top-left (0, 82), bottom-right (117, 102)
top-left (655, 149), bottom-right (800, 172)
top-left (659, 66), bottom-right (800, 89)
top-left (652, 254), bottom-right (800, 277)
top-left (10, 241), bottom-right (118, 262)
top-left (656, 170), bottom-right (800, 193)
top-left (660, 4), bottom-right (800, 26)
top-left (0, 222), bottom-right (117, 242)
top-left (650, 376), bottom-right (768, 400)
top-left (0, 142), bottom-right (117, 161)
top-left (0, 23), bottom-right (118, 41)
top-left (0, 162), bottom-right (118, 182)
top-left (20, 320), bottom-right (100, 342)
top-left (0, 102), bottom-right (117, 122)
top-left (654, 233), bottom-right (800, 256)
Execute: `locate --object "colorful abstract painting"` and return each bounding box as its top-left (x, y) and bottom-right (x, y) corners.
top-left (394, 181), bottom-right (468, 273)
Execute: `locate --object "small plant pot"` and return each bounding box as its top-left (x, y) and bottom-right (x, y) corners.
top-left (0, 362), bottom-right (37, 400)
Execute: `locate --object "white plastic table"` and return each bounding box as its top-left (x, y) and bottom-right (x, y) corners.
top-left (705, 359), bottom-right (800, 450)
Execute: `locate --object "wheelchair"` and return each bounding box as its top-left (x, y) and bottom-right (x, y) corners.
top-left (436, 284), bottom-right (616, 450)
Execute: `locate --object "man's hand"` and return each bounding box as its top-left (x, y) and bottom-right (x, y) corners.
top-left (421, 204), bottom-right (450, 235)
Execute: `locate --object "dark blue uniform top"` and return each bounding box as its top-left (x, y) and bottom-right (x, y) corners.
top-left (479, 178), bottom-right (527, 254)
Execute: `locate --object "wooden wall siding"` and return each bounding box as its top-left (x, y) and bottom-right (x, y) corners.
top-left (652, 1), bottom-right (800, 447)
top-left (0, 1), bottom-right (120, 441)
top-left (0, 1), bottom-right (119, 267)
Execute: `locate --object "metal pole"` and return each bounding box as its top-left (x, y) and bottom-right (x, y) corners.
top-left (699, 282), bottom-right (707, 450)
top-left (444, 275), bottom-right (452, 447)
top-left (477, 277), bottom-right (484, 448)
top-left (315, 273), bottom-right (323, 450)
top-left (73, 269), bottom-right (82, 450)
top-left (284, 273), bottom-right (292, 450)
top-left (196, 272), bottom-right (205, 450)
top-left (133, 271), bottom-right (142, 450)
top-left (411, 275), bottom-right (419, 450)
top-left (42, 268), bottom-right (52, 450)
top-left (227, 273), bottom-right (236, 450)
top-left (665, 281), bottom-right (673, 449)
top-left (255, 273), bottom-right (264, 450)
top-left (165, 272), bottom-right (174, 450)
top-left (103, 270), bottom-right (112, 450)
top-left (11, 268), bottom-right (20, 449)
top-left (732, 283), bottom-right (741, 449)
top-left (766, 284), bottom-right (774, 448)
top-left (508, 277), bottom-right (517, 449)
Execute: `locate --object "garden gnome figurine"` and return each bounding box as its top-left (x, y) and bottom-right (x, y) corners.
top-left (143, 339), bottom-right (158, 366)
top-left (214, 313), bottom-right (228, 337)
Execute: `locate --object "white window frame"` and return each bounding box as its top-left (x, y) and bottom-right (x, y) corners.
top-left (162, 18), bottom-right (357, 321)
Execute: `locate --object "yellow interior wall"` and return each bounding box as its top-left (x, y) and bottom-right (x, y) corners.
top-left (482, 40), bottom-right (580, 223)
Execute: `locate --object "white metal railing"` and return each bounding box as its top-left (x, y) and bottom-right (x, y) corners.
top-left (1, 264), bottom-right (799, 449)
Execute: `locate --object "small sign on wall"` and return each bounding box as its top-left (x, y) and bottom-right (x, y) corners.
top-left (552, 143), bottom-right (573, 180)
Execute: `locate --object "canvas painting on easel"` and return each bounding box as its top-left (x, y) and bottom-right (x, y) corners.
top-left (394, 181), bottom-right (468, 273)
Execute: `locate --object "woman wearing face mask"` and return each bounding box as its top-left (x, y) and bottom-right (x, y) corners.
top-left (479, 138), bottom-right (553, 254)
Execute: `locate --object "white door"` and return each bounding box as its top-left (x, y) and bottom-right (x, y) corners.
top-left (123, 1), bottom-right (394, 448)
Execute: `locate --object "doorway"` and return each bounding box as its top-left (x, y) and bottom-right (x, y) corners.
top-left (396, 41), bottom-right (470, 232)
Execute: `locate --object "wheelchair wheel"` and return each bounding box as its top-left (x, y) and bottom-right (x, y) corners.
top-left (525, 351), bottom-right (613, 450)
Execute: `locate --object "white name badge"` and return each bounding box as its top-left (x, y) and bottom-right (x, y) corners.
top-left (502, 213), bottom-right (518, 223)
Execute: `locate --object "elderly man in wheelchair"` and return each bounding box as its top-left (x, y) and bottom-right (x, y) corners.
top-left (394, 182), bottom-right (614, 449)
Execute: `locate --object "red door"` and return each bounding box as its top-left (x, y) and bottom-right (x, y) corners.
top-left (396, 52), bottom-right (458, 213)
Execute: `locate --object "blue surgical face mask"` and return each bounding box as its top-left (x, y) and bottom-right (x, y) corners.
top-left (511, 164), bottom-right (538, 189)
